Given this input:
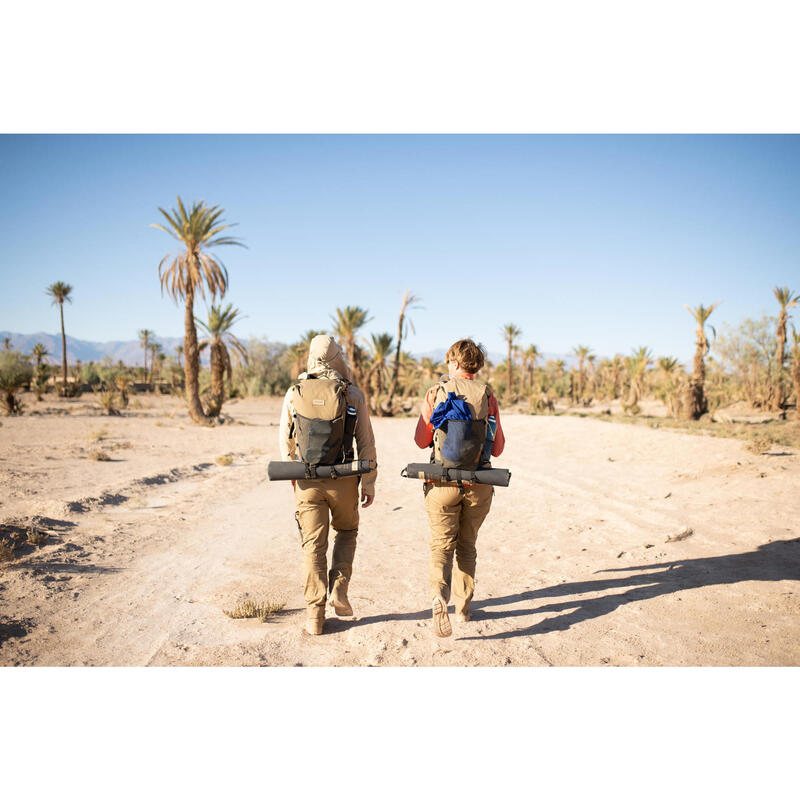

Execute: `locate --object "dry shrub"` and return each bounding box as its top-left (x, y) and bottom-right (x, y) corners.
top-left (223, 596), bottom-right (285, 623)
top-left (90, 428), bottom-right (109, 441)
top-left (745, 433), bottom-right (776, 455)
top-left (216, 454), bottom-right (234, 466)
top-left (88, 449), bottom-right (111, 461)
top-left (0, 539), bottom-right (15, 563)
top-left (97, 389), bottom-right (121, 416)
top-left (26, 525), bottom-right (48, 547)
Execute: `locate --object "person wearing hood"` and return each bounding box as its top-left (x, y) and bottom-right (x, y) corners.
top-left (279, 335), bottom-right (377, 635)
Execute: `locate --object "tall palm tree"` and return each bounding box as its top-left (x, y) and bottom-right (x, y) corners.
top-left (682, 302), bottom-right (718, 419)
top-left (45, 281), bottom-right (72, 395)
top-left (31, 342), bottom-right (49, 370)
top-left (197, 304), bottom-right (248, 417)
top-left (571, 345), bottom-right (593, 403)
top-left (387, 291), bottom-right (422, 409)
top-left (138, 329), bottom-right (154, 388)
top-left (175, 344), bottom-right (184, 371)
top-left (149, 342), bottom-right (163, 385)
top-left (331, 305), bottom-right (372, 388)
top-left (771, 286), bottom-right (798, 411)
top-left (366, 332), bottom-right (394, 414)
top-left (152, 197), bottom-right (244, 425)
top-left (501, 323), bottom-right (522, 396)
top-left (791, 326), bottom-right (800, 422)
top-left (522, 344), bottom-right (542, 394)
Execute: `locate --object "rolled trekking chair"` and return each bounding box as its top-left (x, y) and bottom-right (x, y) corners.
top-left (401, 463), bottom-right (511, 487)
top-left (268, 459), bottom-right (376, 481)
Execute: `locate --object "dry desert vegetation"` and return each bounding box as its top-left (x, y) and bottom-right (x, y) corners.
top-left (1, 393), bottom-right (798, 666)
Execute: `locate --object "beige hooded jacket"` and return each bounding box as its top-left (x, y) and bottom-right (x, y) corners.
top-left (278, 335), bottom-right (377, 495)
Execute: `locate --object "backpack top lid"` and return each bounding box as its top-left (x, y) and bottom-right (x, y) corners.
top-left (432, 376), bottom-right (490, 420)
top-left (292, 374), bottom-right (349, 421)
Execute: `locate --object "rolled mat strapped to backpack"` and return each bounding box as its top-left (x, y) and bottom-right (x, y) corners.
top-left (401, 463), bottom-right (511, 487)
top-left (267, 459), bottom-right (376, 481)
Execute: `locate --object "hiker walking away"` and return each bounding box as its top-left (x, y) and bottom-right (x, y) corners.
top-left (413, 338), bottom-right (505, 637)
top-left (279, 335), bottom-right (377, 635)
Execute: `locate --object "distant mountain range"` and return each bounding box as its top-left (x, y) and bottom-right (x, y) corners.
top-left (1, 332), bottom-right (576, 368)
top-left (0, 331), bottom-right (183, 366)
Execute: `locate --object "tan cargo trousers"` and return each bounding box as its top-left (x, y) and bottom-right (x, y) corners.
top-left (294, 475), bottom-right (360, 620)
top-left (424, 482), bottom-right (493, 617)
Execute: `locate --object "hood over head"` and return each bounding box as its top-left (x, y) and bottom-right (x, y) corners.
top-left (306, 335), bottom-right (352, 381)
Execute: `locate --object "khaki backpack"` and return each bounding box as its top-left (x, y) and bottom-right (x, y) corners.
top-left (291, 375), bottom-right (356, 465)
top-left (431, 376), bottom-right (490, 469)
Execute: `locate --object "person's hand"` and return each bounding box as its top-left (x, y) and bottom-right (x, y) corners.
top-left (361, 492), bottom-right (374, 508)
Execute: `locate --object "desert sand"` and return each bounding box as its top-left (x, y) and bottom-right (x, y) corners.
top-left (1, 394), bottom-right (798, 666)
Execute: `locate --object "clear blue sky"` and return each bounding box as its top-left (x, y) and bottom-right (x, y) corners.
top-left (1, 134), bottom-right (798, 363)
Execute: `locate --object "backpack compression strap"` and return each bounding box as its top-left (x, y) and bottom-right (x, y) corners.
top-left (342, 385), bottom-right (357, 461)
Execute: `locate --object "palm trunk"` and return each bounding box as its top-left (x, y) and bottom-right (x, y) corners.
top-left (183, 284), bottom-right (209, 425)
top-left (207, 340), bottom-right (224, 418)
top-left (59, 301), bottom-right (67, 395)
top-left (507, 341), bottom-right (512, 395)
top-left (773, 310), bottom-right (787, 411)
top-left (386, 316), bottom-right (404, 409)
top-left (681, 328), bottom-right (707, 420)
top-left (792, 343), bottom-right (800, 421)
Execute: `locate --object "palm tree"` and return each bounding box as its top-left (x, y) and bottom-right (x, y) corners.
top-left (138, 329), bottom-right (154, 388)
top-left (791, 326), bottom-right (800, 421)
top-left (30, 342), bottom-right (50, 400)
top-left (175, 344), bottom-right (184, 371)
top-left (571, 345), bottom-right (593, 404)
top-left (622, 346), bottom-right (652, 415)
top-left (331, 305), bottom-right (372, 388)
top-left (387, 291), bottom-right (422, 409)
top-left (771, 286), bottom-right (798, 412)
top-left (45, 281), bottom-right (72, 395)
top-left (682, 303), bottom-right (718, 419)
top-left (501, 323), bottom-right (522, 396)
top-left (31, 342), bottom-right (49, 370)
top-left (196, 303), bottom-right (248, 417)
top-left (522, 344), bottom-right (542, 394)
top-left (149, 342), bottom-right (163, 385)
top-left (152, 197), bottom-right (244, 425)
top-left (366, 333), bottom-right (394, 415)
top-left (657, 356), bottom-right (681, 417)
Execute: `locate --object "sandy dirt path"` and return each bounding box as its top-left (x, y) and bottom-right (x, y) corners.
top-left (1, 397), bottom-right (799, 666)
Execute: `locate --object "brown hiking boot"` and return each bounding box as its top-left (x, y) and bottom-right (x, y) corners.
top-left (456, 612), bottom-right (471, 623)
top-left (432, 596), bottom-right (452, 638)
top-left (329, 581), bottom-right (353, 617)
top-left (304, 611), bottom-right (325, 635)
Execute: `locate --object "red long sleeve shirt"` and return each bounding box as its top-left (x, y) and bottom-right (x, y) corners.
top-left (414, 371), bottom-right (506, 456)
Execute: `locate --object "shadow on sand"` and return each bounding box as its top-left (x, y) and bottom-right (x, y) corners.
top-left (313, 539), bottom-right (800, 639)
top-left (458, 538), bottom-right (800, 640)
